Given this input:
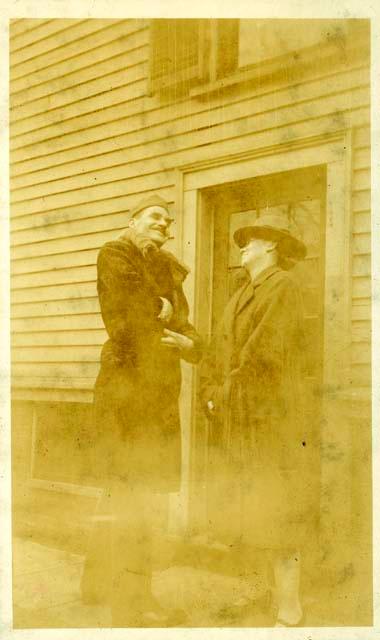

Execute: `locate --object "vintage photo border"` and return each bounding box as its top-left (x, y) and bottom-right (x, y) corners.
top-left (0, 1), bottom-right (379, 638)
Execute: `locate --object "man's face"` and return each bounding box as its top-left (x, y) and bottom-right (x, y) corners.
top-left (240, 236), bottom-right (275, 269)
top-left (131, 206), bottom-right (173, 247)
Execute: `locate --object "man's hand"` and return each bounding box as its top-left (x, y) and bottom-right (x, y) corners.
top-left (158, 297), bottom-right (174, 323)
top-left (161, 328), bottom-right (194, 353)
top-left (207, 400), bottom-right (215, 415)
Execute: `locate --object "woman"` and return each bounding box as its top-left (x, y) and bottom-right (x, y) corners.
top-left (200, 213), bottom-right (316, 627)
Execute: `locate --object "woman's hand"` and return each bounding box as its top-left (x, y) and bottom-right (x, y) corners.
top-left (161, 328), bottom-right (194, 353)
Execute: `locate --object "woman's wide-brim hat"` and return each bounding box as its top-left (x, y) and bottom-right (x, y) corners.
top-left (233, 213), bottom-right (307, 260)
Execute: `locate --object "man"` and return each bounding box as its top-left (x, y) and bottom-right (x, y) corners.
top-left (200, 213), bottom-right (315, 627)
top-left (83, 194), bottom-right (202, 627)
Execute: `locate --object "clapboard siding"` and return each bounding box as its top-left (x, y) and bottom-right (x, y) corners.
top-left (10, 20), bottom-right (126, 69)
top-left (12, 228), bottom-right (128, 261)
top-left (10, 84), bottom-right (370, 194)
top-left (10, 19), bottom-right (50, 40)
top-left (9, 19), bottom-right (371, 394)
top-left (11, 48), bottom-right (149, 120)
top-left (350, 124), bottom-right (371, 384)
top-left (10, 27), bottom-right (147, 100)
top-left (10, 92), bottom-right (370, 203)
top-left (11, 189), bottom-right (175, 232)
top-left (11, 59), bottom-right (149, 125)
top-left (11, 210), bottom-right (138, 246)
top-left (10, 63), bottom-right (369, 163)
top-left (11, 171), bottom-right (174, 217)
top-left (10, 20), bottom-right (89, 54)
top-left (10, 105), bottom-right (370, 219)
top-left (10, 20), bottom-right (146, 82)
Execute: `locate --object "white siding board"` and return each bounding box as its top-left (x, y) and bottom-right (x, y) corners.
top-left (351, 303), bottom-right (371, 322)
top-left (353, 147), bottom-right (370, 170)
top-left (352, 320), bottom-right (371, 343)
top-left (11, 363), bottom-right (100, 378)
top-left (353, 254), bottom-right (370, 277)
top-left (352, 168), bottom-right (370, 192)
top-left (11, 249), bottom-right (99, 275)
top-left (11, 281), bottom-right (97, 304)
top-left (12, 266), bottom-right (97, 290)
top-left (12, 345), bottom-right (101, 362)
top-left (12, 314), bottom-right (103, 333)
top-left (352, 232), bottom-right (370, 255)
top-left (352, 190), bottom-right (370, 212)
top-left (353, 211), bottom-right (370, 234)
top-left (352, 276), bottom-right (371, 299)
top-left (12, 297), bottom-right (100, 319)
top-left (11, 376), bottom-right (95, 390)
top-left (351, 342), bottom-right (371, 365)
top-left (353, 125), bottom-right (370, 148)
top-left (12, 329), bottom-right (107, 347)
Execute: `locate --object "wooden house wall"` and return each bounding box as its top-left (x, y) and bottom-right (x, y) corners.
top-left (10, 18), bottom-right (371, 400)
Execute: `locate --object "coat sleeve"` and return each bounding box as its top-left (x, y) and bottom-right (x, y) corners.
top-left (169, 283), bottom-right (203, 364)
top-left (97, 244), bottom-right (162, 352)
top-left (237, 276), bottom-right (305, 387)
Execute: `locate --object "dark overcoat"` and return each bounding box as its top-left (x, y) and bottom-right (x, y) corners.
top-left (200, 265), bottom-right (315, 547)
top-left (93, 231), bottom-right (202, 493)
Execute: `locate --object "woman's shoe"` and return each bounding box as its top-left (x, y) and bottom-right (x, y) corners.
top-left (274, 612), bottom-right (305, 627)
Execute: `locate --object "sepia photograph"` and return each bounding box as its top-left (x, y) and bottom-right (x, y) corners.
top-left (1, 3), bottom-right (378, 636)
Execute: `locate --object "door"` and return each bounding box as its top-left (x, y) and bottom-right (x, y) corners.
top-left (196, 164), bottom-right (326, 539)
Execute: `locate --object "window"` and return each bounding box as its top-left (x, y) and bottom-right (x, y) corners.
top-left (149, 19), bottom-right (205, 93)
top-left (149, 19), bottom-right (239, 95)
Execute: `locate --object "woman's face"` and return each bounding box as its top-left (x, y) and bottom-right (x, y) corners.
top-left (240, 237), bottom-right (275, 269)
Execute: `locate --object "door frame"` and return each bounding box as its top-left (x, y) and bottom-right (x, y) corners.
top-left (174, 131), bottom-right (353, 535)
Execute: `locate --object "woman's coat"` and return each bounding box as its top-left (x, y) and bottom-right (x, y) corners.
top-left (200, 265), bottom-right (316, 547)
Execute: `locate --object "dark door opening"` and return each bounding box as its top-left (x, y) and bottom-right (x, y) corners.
top-left (191, 164), bottom-right (326, 539)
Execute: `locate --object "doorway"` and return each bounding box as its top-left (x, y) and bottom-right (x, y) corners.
top-left (191, 164), bottom-right (327, 536)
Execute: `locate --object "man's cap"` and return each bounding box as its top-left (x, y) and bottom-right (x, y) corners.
top-left (129, 194), bottom-right (171, 218)
top-left (233, 213), bottom-right (307, 260)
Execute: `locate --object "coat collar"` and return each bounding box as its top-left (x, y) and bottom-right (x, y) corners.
top-left (234, 265), bottom-right (281, 316)
top-left (117, 229), bottom-right (190, 285)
